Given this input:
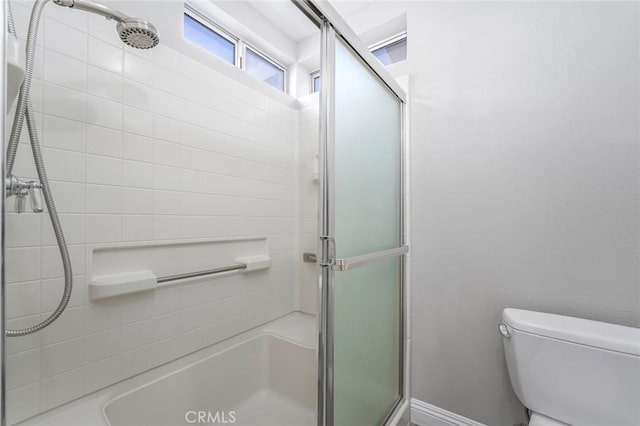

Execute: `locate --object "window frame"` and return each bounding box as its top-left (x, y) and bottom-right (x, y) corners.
top-left (241, 42), bottom-right (288, 93)
top-left (184, 5), bottom-right (240, 66)
top-left (310, 70), bottom-right (320, 93)
top-left (183, 4), bottom-right (288, 93)
top-left (369, 31), bottom-right (407, 66)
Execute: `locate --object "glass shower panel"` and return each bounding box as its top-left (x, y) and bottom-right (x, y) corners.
top-left (334, 38), bottom-right (401, 259)
top-left (330, 36), bottom-right (403, 426)
top-left (333, 258), bottom-right (401, 426)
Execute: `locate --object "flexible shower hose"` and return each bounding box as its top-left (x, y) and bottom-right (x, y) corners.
top-left (5, 0), bottom-right (73, 337)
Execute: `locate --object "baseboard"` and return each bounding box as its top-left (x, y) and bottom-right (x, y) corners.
top-left (387, 399), bottom-right (411, 426)
top-left (410, 399), bottom-right (486, 426)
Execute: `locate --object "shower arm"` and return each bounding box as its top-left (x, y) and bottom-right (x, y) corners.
top-left (53, 0), bottom-right (129, 22)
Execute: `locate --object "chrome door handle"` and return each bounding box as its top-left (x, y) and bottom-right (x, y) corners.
top-left (332, 246), bottom-right (408, 271)
top-left (319, 235), bottom-right (336, 267)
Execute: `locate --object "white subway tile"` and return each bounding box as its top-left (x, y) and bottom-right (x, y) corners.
top-left (85, 355), bottom-right (123, 393)
top-left (121, 342), bottom-right (160, 379)
top-left (47, 182), bottom-right (85, 213)
top-left (86, 124), bottom-right (122, 158)
top-left (85, 214), bottom-right (122, 243)
top-left (5, 315), bottom-right (42, 355)
top-left (41, 275), bottom-right (86, 312)
top-left (6, 281), bottom-right (41, 319)
top-left (6, 383), bottom-right (40, 425)
top-left (88, 66), bottom-right (123, 103)
top-left (6, 349), bottom-right (40, 389)
top-left (86, 154), bottom-right (122, 185)
top-left (84, 298), bottom-right (122, 333)
top-left (12, 143), bottom-right (38, 180)
top-left (42, 148), bottom-right (85, 183)
top-left (11, 3), bottom-right (43, 46)
top-left (153, 287), bottom-right (179, 315)
top-left (5, 247), bottom-right (41, 283)
top-left (122, 160), bottom-right (153, 188)
top-left (39, 368), bottom-right (85, 412)
top-left (6, 213), bottom-right (41, 248)
top-left (122, 133), bottom-right (153, 162)
top-left (153, 115), bottom-right (181, 142)
top-left (121, 318), bottom-right (156, 352)
top-left (41, 244), bottom-right (84, 279)
top-left (41, 337), bottom-right (86, 378)
top-left (153, 140), bottom-right (180, 166)
top-left (87, 14), bottom-right (121, 47)
top-left (43, 83), bottom-right (86, 122)
top-left (124, 52), bottom-right (153, 83)
top-left (123, 78), bottom-right (153, 110)
top-left (87, 95), bottom-right (123, 129)
top-left (85, 328), bottom-right (122, 363)
top-left (152, 216), bottom-right (182, 240)
top-left (88, 36), bottom-right (123, 74)
top-left (44, 1), bottom-right (88, 31)
top-left (124, 43), bottom-right (152, 61)
top-left (30, 78), bottom-right (44, 113)
top-left (122, 215), bottom-right (153, 241)
top-left (122, 188), bottom-right (153, 215)
top-left (86, 184), bottom-right (122, 214)
top-left (119, 291), bottom-right (154, 324)
top-left (44, 18), bottom-right (87, 61)
top-left (43, 50), bottom-right (87, 92)
top-left (123, 105), bottom-right (152, 136)
top-left (43, 114), bottom-right (86, 152)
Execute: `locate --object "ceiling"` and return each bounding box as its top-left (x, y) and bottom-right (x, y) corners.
top-left (244, 0), bottom-right (377, 45)
top-left (245, 1), bottom-right (319, 42)
top-left (329, 0), bottom-right (377, 19)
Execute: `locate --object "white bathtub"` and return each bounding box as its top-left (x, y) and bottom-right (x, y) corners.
top-left (19, 313), bottom-right (317, 426)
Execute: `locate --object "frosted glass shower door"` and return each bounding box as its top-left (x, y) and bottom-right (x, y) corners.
top-left (318, 28), bottom-right (405, 426)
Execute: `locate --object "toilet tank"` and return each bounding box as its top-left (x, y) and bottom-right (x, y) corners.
top-left (501, 309), bottom-right (640, 426)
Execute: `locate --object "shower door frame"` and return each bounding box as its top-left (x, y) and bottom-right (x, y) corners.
top-left (0, 4), bottom-right (7, 426)
top-left (292, 2), bottom-right (408, 425)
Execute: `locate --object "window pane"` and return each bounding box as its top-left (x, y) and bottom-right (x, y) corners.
top-left (372, 37), bottom-right (407, 66)
top-left (183, 14), bottom-right (235, 65)
top-left (313, 75), bottom-right (320, 93)
top-left (245, 48), bottom-right (285, 91)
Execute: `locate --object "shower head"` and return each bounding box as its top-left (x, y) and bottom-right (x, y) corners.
top-left (117, 19), bottom-right (159, 49)
top-left (54, 0), bottom-right (159, 49)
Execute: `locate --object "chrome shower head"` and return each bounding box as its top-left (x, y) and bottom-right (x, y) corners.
top-left (117, 19), bottom-right (159, 49)
top-left (54, 0), bottom-right (159, 49)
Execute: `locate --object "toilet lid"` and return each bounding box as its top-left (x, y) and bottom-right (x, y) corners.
top-left (529, 413), bottom-right (570, 426)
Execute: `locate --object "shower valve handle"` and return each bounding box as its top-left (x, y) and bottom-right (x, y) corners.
top-left (6, 176), bottom-right (44, 213)
top-left (29, 184), bottom-right (44, 213)
top-left (14, 190), bottom-right (28, 214)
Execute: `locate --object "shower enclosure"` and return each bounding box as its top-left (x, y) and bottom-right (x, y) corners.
top-left (305, 6), bottom-right (407, 424)
top-left (0, 0), bottom-right (407, 424)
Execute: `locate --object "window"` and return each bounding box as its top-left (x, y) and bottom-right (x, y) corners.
top-left (183, 6), bottom-right (287, 92)
top-left (183, 12), bottom-right (236, 65)
top-left (310, 71), bottom-right (320, 93)
top-left (244, 48), bottom-right (285, 91)
top-left (310, 33), bottom-right (407, 93)
top-left (370, 33), bottom-right (407, 66)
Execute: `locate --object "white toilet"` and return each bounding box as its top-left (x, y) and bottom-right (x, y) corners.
top-left (500, 308), bottom-right (640, 426)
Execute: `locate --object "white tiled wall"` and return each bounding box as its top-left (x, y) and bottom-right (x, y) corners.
top-left (295, 94), bottom-right (320, 315)
top-left (5, 2), bottom-right (304, 423)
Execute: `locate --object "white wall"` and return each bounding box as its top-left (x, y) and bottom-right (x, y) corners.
top-left (343, 2), bottom-right (640, 425)
top-left (4, 1), bottom-right (306, 423)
